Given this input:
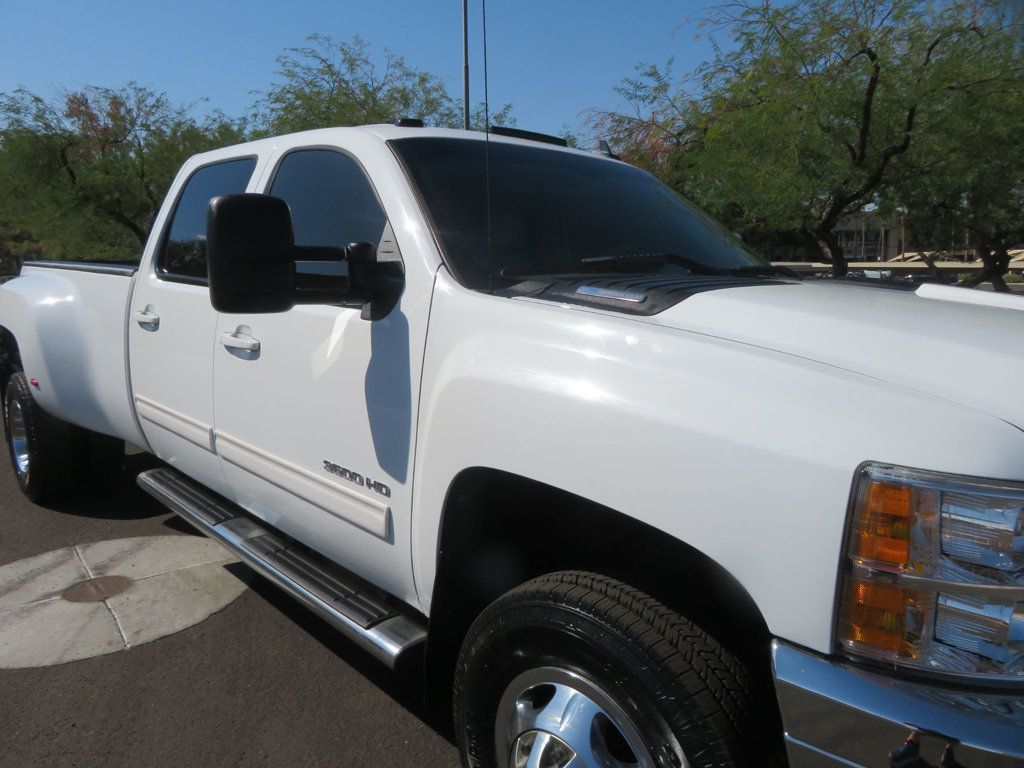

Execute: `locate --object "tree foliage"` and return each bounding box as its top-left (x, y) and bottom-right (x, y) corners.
top-left (252, 34), bottom-right (511, 135)
top-left (0, 219), bottom-right (38, 276)
top-left (882, 3), bottom-right (1023, 289)
top-left (0, 83), bottom-right (245, 262)
top-left (0, 34), bottom-right (514, 266)
top-left (594, 0), bottom-right (1023, 282)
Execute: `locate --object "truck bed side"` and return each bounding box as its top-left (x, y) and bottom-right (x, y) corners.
top-left (0, 261), bottom-right (148, 447)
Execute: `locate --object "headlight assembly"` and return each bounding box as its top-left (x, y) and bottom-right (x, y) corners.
top-left (837, 463), bottom-right (1024, 682)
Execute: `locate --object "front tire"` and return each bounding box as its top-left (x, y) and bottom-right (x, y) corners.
top-left (454, 572), bottom-right (755, 768)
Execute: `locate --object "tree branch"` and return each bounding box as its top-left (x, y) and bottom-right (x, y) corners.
top-left (817, 119), bottom-right (857, 163)
top-left (851, 46), bottom-right (880, 167)
top-left (104, 206), bottom-right (147, 246)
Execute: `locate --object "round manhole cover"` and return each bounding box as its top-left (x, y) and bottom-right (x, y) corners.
top-left (62, 575), bottom-right (134, 603)
top-left (0, 535), bottom-right (248, 668)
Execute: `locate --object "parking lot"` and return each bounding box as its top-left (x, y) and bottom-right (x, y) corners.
top-left (0, 450), bottom-right (458, 767)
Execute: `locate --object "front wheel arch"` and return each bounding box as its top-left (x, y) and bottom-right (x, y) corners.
top-left (426, 468), bottom-right (782, 758)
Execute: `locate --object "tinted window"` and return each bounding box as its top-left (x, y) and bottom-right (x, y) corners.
top-left (391, 138), bottom-right (765, 290)
top-left (270, 150), bottom-right (387, 247)
top-left (160, 157), bottom-right (257, 281)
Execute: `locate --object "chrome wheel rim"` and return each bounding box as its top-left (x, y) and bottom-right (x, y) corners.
top-left (8, 398), bottom-right (29, 479)
top-left (496, 666), bottom-right (680, 768)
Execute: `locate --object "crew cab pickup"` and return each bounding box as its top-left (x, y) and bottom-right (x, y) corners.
top-left (2, 124), bottom-right (1023, 768)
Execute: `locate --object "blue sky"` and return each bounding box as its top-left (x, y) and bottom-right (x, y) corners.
top-left (0, 0), bottom-right (723, 139)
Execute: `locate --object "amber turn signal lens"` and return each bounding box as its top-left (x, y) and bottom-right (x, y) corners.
top-left (839, 578), bottom-right (927, 658)
top-left (868, 482), bottom-right (911, 516)
top-left (853, 481), bottom-right (913, 569)
top-left (841, 478), bottom-right (932, 659)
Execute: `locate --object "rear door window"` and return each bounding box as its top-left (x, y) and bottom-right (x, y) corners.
top-left (269, 149), bottom-right (387, 247)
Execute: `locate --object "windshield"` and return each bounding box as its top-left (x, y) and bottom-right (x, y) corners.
top-left (390, 137), bottom-right (767, 290)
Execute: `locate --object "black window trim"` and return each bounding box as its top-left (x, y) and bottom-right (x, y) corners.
top-left (154, 154), bottom-right (259, 287)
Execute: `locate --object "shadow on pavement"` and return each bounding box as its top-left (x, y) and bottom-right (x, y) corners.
top-left (236, 565), bottom-right (456, 747)
top-left (37, 451), bottom-right (176, 522)
top-left (161, 514), bottom-right (202, 535)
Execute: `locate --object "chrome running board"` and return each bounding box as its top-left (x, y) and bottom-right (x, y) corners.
top-left (137, 468), bottom-right (426, 669)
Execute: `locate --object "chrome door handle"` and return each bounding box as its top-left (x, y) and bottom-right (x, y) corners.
top-left (219, 331), bottom-right (260, 353)
top-left (133, 308), bottom-right (160, 329)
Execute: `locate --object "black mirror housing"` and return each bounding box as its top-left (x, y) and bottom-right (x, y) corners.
top-left (207, 194), bottom-right (297, 314)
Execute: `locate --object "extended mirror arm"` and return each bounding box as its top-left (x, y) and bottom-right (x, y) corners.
top-left (290, 245), bottom-right (348, 262)
top-left (291, 242), bottom-right (405, 320)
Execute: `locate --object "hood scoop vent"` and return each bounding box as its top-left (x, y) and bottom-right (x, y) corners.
top-left (503, 275), bottom-right (783, 316)
top-left (576, 284), bottom-right (647, 303)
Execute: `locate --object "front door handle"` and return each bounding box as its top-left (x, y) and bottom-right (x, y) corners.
top-left (220, 330), bottom-right (261, 353)
top-left (133, 308), bottom-right (160, 329)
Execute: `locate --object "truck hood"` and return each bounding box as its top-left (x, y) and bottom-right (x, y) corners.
top-left (646, 280), bottom-right (1024, 430)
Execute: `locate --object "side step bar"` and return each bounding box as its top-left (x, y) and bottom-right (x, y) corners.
top-left (137, 468), bottom-right (426, 669)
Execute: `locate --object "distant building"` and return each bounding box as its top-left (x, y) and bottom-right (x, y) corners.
top-left (743, 211), bottom-right (909, 263)
top-left (833, 212), bottom-right (904, 262)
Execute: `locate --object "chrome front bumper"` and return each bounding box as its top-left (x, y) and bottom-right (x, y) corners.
top-left (772, 641), bottom-right (1024, 768)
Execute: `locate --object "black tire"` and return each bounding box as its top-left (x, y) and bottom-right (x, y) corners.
top-left (3, 372), bottom-right (78, 502)
top-left (454, 571), bottom-right (755, 768)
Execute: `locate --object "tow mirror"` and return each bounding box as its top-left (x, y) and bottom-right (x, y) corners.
top-left (206, 194), bottom-right (404, 319)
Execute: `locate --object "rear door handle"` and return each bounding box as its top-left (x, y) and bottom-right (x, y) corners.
top-left (220, 331), bottom-right (260, 353)
top-left (133, 308), bottom-right (160, 329)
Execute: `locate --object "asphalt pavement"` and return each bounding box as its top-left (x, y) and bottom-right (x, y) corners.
top-left (0, 449), bottom-right (459, 768)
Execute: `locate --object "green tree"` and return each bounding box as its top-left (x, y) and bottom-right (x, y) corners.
top-left (0, 83), bottom-right (245, 261)
top-left (594, 0), bottom-right (1020, 278)
top-left (0, 218), bottom-right (39, 276)
top-left (883, 3), bottom-right (1023, 290)
top-left (252, 34), bottom-right (511, 135)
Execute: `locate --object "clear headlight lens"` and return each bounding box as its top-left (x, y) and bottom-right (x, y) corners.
top-left (837, 463), bottom-right (1024, 681)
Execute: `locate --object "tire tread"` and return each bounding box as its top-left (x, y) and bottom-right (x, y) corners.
top-left (455, 570), bottom-right (756, 768)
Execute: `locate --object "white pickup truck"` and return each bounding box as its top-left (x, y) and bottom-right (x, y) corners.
top-left (2, 124), bottom-right (1023, 768)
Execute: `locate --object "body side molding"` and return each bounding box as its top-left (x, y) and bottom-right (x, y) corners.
top-left (215, 431), bottom-right (391, 539)
top-left (132, 394), bottom-right (391, 539)
top-left (134, 394), bottom-right (215, 451)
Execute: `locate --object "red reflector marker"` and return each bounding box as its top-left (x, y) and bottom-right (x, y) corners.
top-left (30, 378), bottom-right (40, 389)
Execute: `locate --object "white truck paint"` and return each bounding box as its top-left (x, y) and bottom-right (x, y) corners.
top-left (2, 124), bottom-right (1022, 767)
top-left (0, 265), bottom-right (146, 446)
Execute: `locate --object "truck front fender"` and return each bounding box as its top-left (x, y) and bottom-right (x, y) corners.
top-left (410, 269), bottom-right (1024, 654)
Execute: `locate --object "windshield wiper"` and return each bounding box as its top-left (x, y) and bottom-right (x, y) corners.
top-left (499, 252), bottom-right (725, 279)
top-left (721, 264), bottom-right (803, 279)
top-left (580, 253), bottom-right (727, 275)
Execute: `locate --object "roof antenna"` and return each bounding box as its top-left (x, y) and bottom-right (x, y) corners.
top-left (598, 139), bottom-right (621, 161)
top-left (482, 0), bottom-right (494, 293)
top-left (462, 0), bottom-right (470, 130)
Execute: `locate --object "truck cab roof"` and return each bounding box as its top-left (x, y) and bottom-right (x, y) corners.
top-left (187, 123), bottom-right (606, 166)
